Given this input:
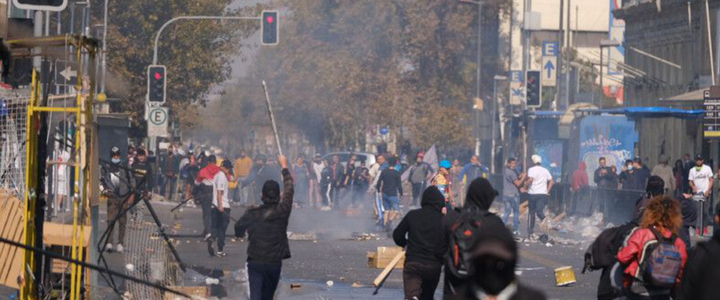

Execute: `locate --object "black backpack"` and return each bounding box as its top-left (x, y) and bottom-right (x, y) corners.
top-left (446, 209), bottom-right (492, 279)
top-left (637, 228), bottom-right (683, 289)
top-left (584, 222), bottom-right (638, 273)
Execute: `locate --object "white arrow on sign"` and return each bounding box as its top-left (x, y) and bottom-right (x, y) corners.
top-left (541, 56), bottom-right (557, 87)
top-left (60, 67), bottom-right (77, 81)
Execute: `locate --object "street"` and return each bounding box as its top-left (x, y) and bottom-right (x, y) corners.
top-left (76, 199), bottom-right (600, 300)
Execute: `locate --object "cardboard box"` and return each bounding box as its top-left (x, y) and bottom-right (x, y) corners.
top-left (163, 286), bottom-right (209, 300)
top-left (367, 246), bottom-right (404, 269)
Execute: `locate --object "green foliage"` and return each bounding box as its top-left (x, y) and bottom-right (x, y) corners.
top-left (98, 0), bottom-right (261, 130)
top-left (223, 0), bottom-right (511, 150)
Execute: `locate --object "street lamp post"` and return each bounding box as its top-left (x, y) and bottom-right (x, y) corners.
top-left (461, 0), bottom-right (483, 156)
top-left (599, 39), bottom-right (621, 108)
top-left (492, 75), bottom-right (507, 173)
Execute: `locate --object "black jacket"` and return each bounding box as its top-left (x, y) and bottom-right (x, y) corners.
top-left (393, 186), bottom-right (447, 266)
top-left (594, 166), bottom-right (617, 189)
top-left (449, 283), bottom-right (546, 300)
top-left (131, 160), bottom-right (154, 193)
top-left (377, 168), bottom-right (403, 196)
top-left (678, 233), bottom-right (720, 300)
top-left (235, 169), bottom-right (294, 263)
top-left (100, 162), bottom-right (135, 198)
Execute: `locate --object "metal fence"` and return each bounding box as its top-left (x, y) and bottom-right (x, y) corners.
top-left (0, 92), bottom-right (29, 199)
top-left (124, 200), bottom-right (183, 300)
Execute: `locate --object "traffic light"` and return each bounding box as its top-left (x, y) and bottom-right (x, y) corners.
top-left (12, 0), bottom-right (67, 11)
top-left (526, 70), bottom-right (541, 107)
top-left (147, 65), bottom-right (166, 104)
top-left (261, 11), bottom-right (279, 45)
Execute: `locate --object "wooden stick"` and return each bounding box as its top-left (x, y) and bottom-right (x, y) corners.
top-left (372, 250), bottom-right (405, 293)
top-left (261, 80), bottom-right (283, 156)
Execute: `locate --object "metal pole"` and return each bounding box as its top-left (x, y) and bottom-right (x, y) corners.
top-left (600, 47), bottom-right (604, 108)
top-left (33, 11), bottom-right (43, 70)
top-left (101, 0), bottom-right (109, 93)
top-left (706, 0), bottom-right (716, 85)
top-left (262, 81), bottom-right (283, 156)
top-left (491, 79), bottom-right (497, 173)
top-left (557, 0), bottom-right (564, 111)
top-left (152, 16), bottom-right (261, 65)
top-left (475, 2), bottom-right (483, 157)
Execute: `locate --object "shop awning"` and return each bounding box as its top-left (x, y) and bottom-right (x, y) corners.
top-left (577, 107), bottom-right (704, 119)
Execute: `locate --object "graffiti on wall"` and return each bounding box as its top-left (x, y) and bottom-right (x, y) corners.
top-left (579, 116), bottom-right (638, 186)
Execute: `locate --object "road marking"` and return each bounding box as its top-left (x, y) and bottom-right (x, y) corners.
top-left (519, 249), bottom-right (565, 269)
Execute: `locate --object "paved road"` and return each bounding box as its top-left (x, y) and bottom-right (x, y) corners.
top-left (1, 198), bottom-right (601, 299)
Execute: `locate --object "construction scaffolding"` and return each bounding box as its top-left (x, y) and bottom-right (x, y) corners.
top-left (6, 34), bottom-right (98, 300)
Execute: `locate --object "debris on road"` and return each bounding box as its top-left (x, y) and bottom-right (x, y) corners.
top-left (367, 246), bottom-right (405, 269)
top-left (351, 282), bottom-right (363, 288)
top-left (326, 280), bottom-right (334, 287)
top-left (288, 231), bottom-right (319, 241)
top-left (290, 283), bottom-right (302, 289)
top-left (554, 266), bottom-right (577, 287)
top-left (352, 232), bottom-right (378, 241)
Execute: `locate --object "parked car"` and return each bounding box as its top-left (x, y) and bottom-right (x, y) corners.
top-left (322, 152), bottom-right (376, 168)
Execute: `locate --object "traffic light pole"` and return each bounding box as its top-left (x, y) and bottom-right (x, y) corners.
top-left (151, 15), bottom-right (262, 65)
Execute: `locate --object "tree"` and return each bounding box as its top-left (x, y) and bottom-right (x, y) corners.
top-left (97, 0), bottom-right (262, 132)
top-left (216, 0), bottom-right (512, 152)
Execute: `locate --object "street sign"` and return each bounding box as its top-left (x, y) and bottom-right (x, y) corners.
top-left (704, 90), bottom-right (720, 138)
top-left (379, 127), bottom-right (389, 135)
top-left (147, 107), bottom-right (169, 137)
top-left (60, 66), bottom-right (77, 81)
top-left (509, 70), bottom-right (523, 105)
top-left (541, 56), bottom-right (557, 87)
top-left (542, 41), bottom-right (559, 56)
top-left (12, 0), bottom-right (67, 12)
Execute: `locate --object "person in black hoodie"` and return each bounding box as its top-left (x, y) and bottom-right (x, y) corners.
top-left (678, 203), bottom-right (720, 300)
top-left (444, 177), bottom-right (505, 299)
top-left (235, 155), bottom-right (293, 300)
top-left (393, 186), bottom-right (447, 300)
top-left (449, 220), bottom-right (546, 300)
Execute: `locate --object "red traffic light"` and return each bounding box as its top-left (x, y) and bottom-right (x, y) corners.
top-left (155, 72), bottom-right (163, 80)
top-left (266, 16), bottom-right (275, 24)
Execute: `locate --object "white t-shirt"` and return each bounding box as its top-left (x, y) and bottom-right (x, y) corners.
top-left (689, 165), bottom-right (713, 194)
top-left (527, 165), bottom-right (553, 195)
top-left (212, 172), bottom-right (230, 209)
top-left (313, 162), bottom-right (324, 182)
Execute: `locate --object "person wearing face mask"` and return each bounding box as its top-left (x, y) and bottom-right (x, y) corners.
top-left (100, 146), bottom-right (135, 253)
top-left (131, 149), bottom-right (155, 203)
top-left (449, 219), bottom-right (546, 300)
top-left (620, 159), bottom-right (635, 190)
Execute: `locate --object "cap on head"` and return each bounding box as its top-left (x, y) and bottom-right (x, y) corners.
top-left (531, 155), bottom-right (542, 164)
top-left (136, 149), bottom-right (146, 156)
top-left (221, 160), bottom-right (233, 170)
top-left (439, 160), bottom-right (452, 169)
top-left (110, 146), bottom-right (121, 156)
top-left (696, 155), bottom-right (704, 161)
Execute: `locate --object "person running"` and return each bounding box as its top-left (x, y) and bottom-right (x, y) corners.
top-left (208, 160), bottom-right (233, 257)
top-left (100, 146), bottom-right (135, 253)
top-left (524, 155), bottom-right (554, 238)
top-left (377, 157), bottom-right (403, 231)
top-left (235, 155), bottom-right (293, 300)
top-left (502, 158), bottom-right (524, 235)
top-left (408, 152), bottom-right (431, 208)
top-left (196, 155), bottom-right (221, 239)
top-left (617, 196), bottom-right (687, 299)
top-left (393, 186), bottom-right (447, 300)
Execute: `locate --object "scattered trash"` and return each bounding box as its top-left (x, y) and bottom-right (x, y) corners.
top-left (352, 232), bottom-right (378, 241)
top-left (290, 283), bottom-right (302, 289)
top-left (554, 266), bottom-right (577, 287)
top-left (514, 271), bottom-right (523, 276)
top-left (326, 280), bottom-right (334, 287)
top-left (351, 282), bottom-right (363, 288)
top-left (538, 234), bottom-right (549, 244)
top-left (339, 277), bottom-right (346, 281)
top-left (545, 242), bottom-right (553, 247)
top-left (125, 264), bottom-right (135, 272)
top-left (288, 232), bottom-right (319, 241)
top-left (205, 277), bottom-right (220, 285)
top-left (231, 269), bottom-right (247, 283)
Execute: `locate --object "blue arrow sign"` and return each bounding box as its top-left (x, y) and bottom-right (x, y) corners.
top-left (511, 88), bottom-right (523, 96)
top-left (544, 59), bottom-right (555, 78)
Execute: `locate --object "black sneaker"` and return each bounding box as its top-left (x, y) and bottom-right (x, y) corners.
top-left (207, 242), bottom-right (215, 257)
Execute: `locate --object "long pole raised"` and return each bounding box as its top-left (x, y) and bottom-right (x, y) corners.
top-left (262, 81), bottom-right (283, 156)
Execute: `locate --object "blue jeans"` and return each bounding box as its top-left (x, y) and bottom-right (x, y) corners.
top-left (383, 194), bottom-right (400, 211)
top-left (503, 196), bottom-right (520, 231)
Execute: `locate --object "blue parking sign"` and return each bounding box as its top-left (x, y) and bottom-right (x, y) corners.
top-left (510, 70), bottom-right (523, 82)
top-left (542, 41), bottom-right (559, 56)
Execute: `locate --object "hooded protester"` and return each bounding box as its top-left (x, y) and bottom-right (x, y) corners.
top-left (235, 155), bottom-right (293, 300)
top-left (443, 177), bottom-right (505, 298)
top-left (678, 203), bottom-right (720, 300)
top-left (101, 146), bottom-right (135, 253)
top-left (449, 218), bottom-right (546, 300)
top-left (393, 186), bottom-right (448, 300)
